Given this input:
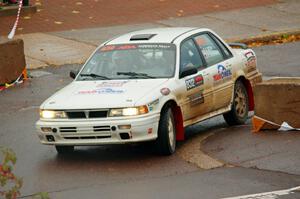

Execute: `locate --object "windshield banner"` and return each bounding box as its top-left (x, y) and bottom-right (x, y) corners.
top-left (99, 43), bottom-right (175, 52)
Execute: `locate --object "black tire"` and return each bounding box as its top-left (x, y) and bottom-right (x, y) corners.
top-left (223, 81), bottom-right (249, 125)
top-left (55, 145), bottom-right (74, 154)
top-left (155, 107), bottom-right (176, 155)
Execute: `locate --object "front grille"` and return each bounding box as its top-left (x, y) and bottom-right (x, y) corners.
top-left (59, 127), bottom-right (77, 132)
top-left (64, 135), bottom-right (111, 140)
top-left (66, 112), bottom-right (86, 119)
top-left (62, 125), bottom-right (111, 140)
top-left (65, 110), bottom-right (108, 119)
top-left (59, 125), bottom-right (111, 135)
top-left (89, 111), bottom-right (108, 118)
top-left (94, 126), bottom-right (111, 132)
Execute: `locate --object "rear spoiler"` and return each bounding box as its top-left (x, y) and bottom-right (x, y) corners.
top-left (228, 42), bottom-right (248, 49)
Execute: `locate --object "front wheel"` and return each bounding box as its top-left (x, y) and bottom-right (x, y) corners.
top-left (55, 145), bottom-right (74, 154)
top-left (223, 81), bottom-right (249, 125)
top-left (155, 107), bottom-right (176, 155)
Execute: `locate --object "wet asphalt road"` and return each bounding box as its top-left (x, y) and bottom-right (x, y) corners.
top-left (203, 124), bottom-right (300, 175)
top-left (0, 42), bottom-right (299, 198)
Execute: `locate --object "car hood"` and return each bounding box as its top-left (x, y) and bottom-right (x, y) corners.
top-left (41, 79), bottom-right (168, 110)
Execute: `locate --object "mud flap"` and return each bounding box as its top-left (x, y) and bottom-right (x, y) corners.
top-left (173, 106), bottom-right (184, 141)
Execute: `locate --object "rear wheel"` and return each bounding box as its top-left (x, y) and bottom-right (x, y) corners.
top-left (155, 107), bottom-right (176, 155)
top-left (55, 145), bottom-right (74, 154)
top-left (223, 81), bottom-right (249, 125)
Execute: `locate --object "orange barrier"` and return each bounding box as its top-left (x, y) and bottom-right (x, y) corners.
top-left (0, 68), bottom-right (28, 92)
top-left (21, 68), bottom-right (28, 80)
top-left (252, 116), bottom-right (279, 133)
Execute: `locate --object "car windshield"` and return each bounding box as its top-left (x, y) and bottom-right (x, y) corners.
top-left (77, 43), bottom-right (176, 80)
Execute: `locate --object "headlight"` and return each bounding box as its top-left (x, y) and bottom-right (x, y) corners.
top-left (40, 110), bottom-right (67, 119)
top-left (109, 105), bottom-right (148, 117)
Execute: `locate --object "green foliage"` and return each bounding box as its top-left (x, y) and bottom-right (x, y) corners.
top-left (281, 34), bottom-right (289, 39)
top-left (0, 147), bottom-right (50, 199)
top-left (0, 147), bottom-right (23, 199)
top-left (33, 192), bottom-right (50, 199)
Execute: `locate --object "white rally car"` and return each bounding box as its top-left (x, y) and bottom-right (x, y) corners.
top-left (36, 27), bottom-right (261, 155)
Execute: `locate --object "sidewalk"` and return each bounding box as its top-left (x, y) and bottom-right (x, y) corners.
top-left (1, 0), bottom-right (299, 69)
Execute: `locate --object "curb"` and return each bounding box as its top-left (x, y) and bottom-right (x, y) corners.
top-left (177, 131), bottom-right (225, 170)
top-left (226, 29), bottom-right (300, 45)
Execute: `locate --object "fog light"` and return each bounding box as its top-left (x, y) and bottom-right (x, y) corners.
top-left (120, 133), bottom-right (130, 140)
top-left (41, 127), bottom-right (52, 133)
top-left (46, 135), bottom-right (55, 142)
top-left (118, 125), bottom-right (131, 130)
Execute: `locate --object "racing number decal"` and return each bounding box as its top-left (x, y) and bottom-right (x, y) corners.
top-left (185, 75), bottom-right (204, 90)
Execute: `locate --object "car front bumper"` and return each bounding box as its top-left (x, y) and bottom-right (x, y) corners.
top-left (36, 113), bottom-right (160, 146)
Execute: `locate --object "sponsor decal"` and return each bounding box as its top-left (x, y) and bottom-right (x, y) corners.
top-left (244, 52), bottom-right (257, 73)
top-left (213, 65), bottom-right (232, 82)
top-left (195, 37), bottom-right (207, 46)
top-left (246, 57), bottom-right (257, 73)
top-left (96, 88), bottom-right (124, 94)
top-left (100, 45), bottom-right (116, 52)
top-left (116, 45), bottom-right (137, 50)
top-left (100, 45), bottom-right (137, 52)
top-left (96, 81), bottom-right (128, 88)
top-left (99, 43), bottom-right (174, 52)
top-left (185, 75), bottom-right (204, 90)
top-left (78, 88), bottom-right (125, 95)
top-left (188, 91), bottom-right (204, 106)
top-left (138, 44), bottom-right (173, 49)
top-left (244, 51), bottom-right (255, 60)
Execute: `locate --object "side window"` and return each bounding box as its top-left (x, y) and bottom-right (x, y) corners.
top-left (180, 39), bottom-right (204, 71)
top-left (194, 34), bottom-right (224, 66)
top-left (211, 34), bottom-right (232, 58)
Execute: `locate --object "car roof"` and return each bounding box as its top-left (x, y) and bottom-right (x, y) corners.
top-left (105, 27), bottom-right (206, 45)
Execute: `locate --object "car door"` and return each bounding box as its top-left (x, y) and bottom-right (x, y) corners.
top-left (179, 39), bottom-right (214, 121)
top-left (194, 33), bottom-right (234, 111)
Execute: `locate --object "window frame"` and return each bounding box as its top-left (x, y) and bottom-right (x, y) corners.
top-left (179, 38), bottom-right (206, 78)
top-left (185, 31), bottom-right (234, 66)
top-left (179, 31), bottom-right (235, 77)
top-left (193, 33), bottom-right (227, 67)
top-left (208, 32), bottom-right (233, 60)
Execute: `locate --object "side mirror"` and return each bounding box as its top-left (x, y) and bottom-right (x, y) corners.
top-left (180, 66), bottom-right (198, 78)
top-left (70, 70), bottom-right (79, 79)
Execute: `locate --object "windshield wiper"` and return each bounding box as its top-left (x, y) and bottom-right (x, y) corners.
top-left (116, 72), bottom-right (155, 79)
top-left (80, 73), bottom-right (110, 80)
